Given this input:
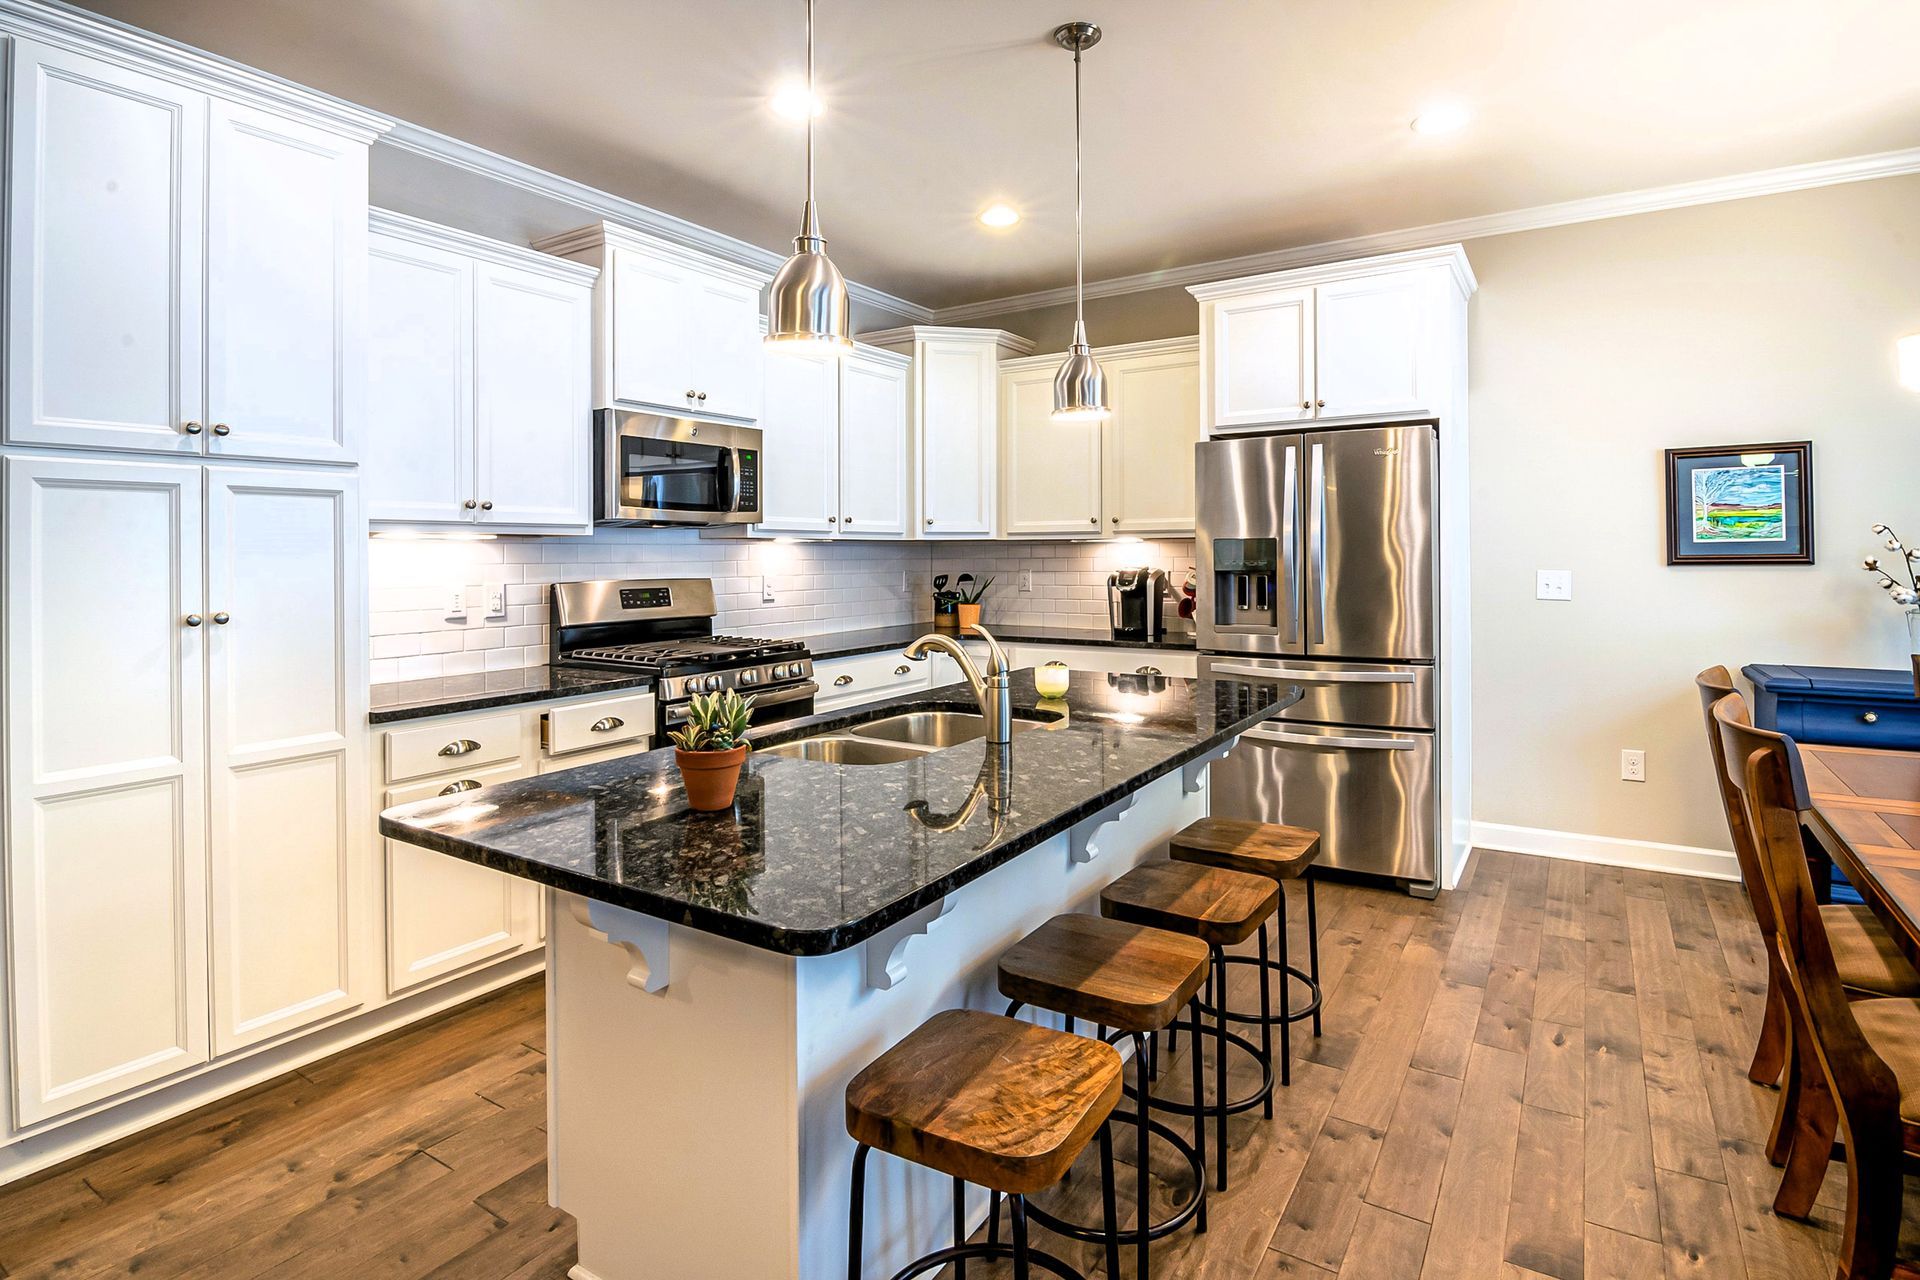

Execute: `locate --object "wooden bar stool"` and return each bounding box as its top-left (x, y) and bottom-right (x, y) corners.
top-left (998, 913), bottom-right (1213, 1277)
top-left (1100, 860), bottom-right (1279, 1192)
top-left (845, 1009), bottom-right (1124, 1280)
top-left (1170, 816), bottom-right (1324, 1093)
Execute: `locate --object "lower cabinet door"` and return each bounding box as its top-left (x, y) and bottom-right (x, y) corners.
top-left (204, 468), bottom-right (364, 1054)
top-left (385, 762), bottom-right (538, 994)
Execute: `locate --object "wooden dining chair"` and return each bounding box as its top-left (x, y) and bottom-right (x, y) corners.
top-left (1716, 693), bottom-right (1920, 1279)
top-left (1696, 672), bottom-right (1920, 1158)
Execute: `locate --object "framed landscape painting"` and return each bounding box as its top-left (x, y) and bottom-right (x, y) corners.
top-left (1664, 441), bottom-right (1813, 565)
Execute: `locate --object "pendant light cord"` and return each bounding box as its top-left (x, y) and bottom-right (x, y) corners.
top-left (1072, 37), bottom-right (1085, 333)
top-left (803, 0), bottom-right (818, 240)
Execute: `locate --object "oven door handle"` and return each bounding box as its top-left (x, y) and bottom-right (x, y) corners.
top-left (1242, 724), bottom-right (1417, 751)
top-left (1210, 661), bottom-right (1413, 685)
top-left (664, 680), bottom-right (818, 725)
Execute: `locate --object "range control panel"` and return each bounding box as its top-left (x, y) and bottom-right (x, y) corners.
top-left (619, 586), bottom-right (672, 610)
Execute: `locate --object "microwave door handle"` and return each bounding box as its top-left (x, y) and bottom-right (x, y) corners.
top-left (1308, 441), bottom-right (1327, 647)
top-left (1282, 443), bottom-right (1299, 643)
top-left (719, 448), bottom-right (740, 513)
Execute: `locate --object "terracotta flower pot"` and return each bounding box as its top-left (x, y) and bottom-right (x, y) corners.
top-left (956, 602), bottom-right (982, 631)
top-left (675, 744), bottom-right (749, 812)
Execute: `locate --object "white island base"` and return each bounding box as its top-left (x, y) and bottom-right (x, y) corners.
top-left (545, 765), bottom-right (1213, 1280)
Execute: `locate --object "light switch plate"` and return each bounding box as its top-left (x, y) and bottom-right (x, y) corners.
top-left (447, 590), bottom-right (467, 620)
top-left (1536, 569), bottom-right (1573, 601)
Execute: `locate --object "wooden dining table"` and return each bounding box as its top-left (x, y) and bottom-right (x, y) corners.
top-left (1801, 741), bottom-right (1920, 968)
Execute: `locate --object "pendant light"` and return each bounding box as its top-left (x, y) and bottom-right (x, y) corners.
top-left (765, 0), bottom-right (853, 356)
top-left (1051, 20), bottom-right (1108, 422)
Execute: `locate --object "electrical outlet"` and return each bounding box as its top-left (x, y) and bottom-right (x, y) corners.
top-left (1621, 749), bottom-right (1646, 783)
top-left (486, 588), bottom-right (506, 619)
top-left (1018, 570), bottom-right (1034, 593)
top-left (447, 590), bottom-right (467, 620)
top-left (761, 577), bottom-right (777, 605)
top-left (1536, 569), bottom-right (1573, 601)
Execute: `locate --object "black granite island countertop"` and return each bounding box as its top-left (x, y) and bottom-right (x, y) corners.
top-left (369, 665), bottom-right (654, 724)
top-left (379, 669), bottom-right (1298, 955)
top-left (805, 622), bottom-right (1200, 661)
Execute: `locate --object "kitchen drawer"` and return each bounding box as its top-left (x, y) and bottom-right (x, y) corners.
top-left (538, 737), bottom-right (655, 772)
top-left (816, 650), bottom-right (931, 709)
top-left (385, 711), bottom-right (525, 783)
top-left (543, 692), bottom-right (656, 756)
top-left (1011, 644), bottom-right (1198, 680)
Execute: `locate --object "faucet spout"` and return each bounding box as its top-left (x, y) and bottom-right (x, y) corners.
top-left (903, 624), bottom-right (1014, 744)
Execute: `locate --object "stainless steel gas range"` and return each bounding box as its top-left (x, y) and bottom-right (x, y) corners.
top-left (548, 578), bottom-right (817, 739)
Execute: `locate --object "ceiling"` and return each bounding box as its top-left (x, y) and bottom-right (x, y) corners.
top-left (81, 0), bottom-right (1920, 310)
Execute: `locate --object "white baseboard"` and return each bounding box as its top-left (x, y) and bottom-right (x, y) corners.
top-left (1468, 821), bottom-right (1739, 882)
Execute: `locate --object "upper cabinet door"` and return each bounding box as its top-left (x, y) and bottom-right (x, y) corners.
top-left (474, 261), bottom-right (593, 528)
top-left (757, 350), bottom-right (839, 535)
top-left (4, 41), bottom-right (206, 454)
top-left (1001, 363), bottom-right (1101, 537)
top-left (1106, 348), bottom-right (1201, 535)
top-left (1209, 286), bottom-right (1314, 430)
top-left (364, 233), bottom-right (474, 523)
top-left (688, 273), bottom-right (764, 424)
top-left (608, 248), bottom-right (693, 414)
top-left (203, 468), bottom-right (362, 1053)
top-left (205, 100), bottom-right (366, 463)
top-left (918, 340), bottom-right (997, 536)
top-left (838, 352), bottom-right (909, 537)
top-left (4, 456), bottom-right (210, 1124)
top-left (1314, 273), bottom-right (1429, 420)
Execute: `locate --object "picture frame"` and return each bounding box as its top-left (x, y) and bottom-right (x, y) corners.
top-left (1664, 441), bottom-right (1813, 565)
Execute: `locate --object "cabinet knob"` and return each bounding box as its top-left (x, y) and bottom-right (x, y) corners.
top-left (182, 421), bottom-right (204, 435)
top-left (211, 422), bottom-right (231, 436)
top-left (1315, 399), bottom-right (1325, 409)
top-left (686, 389), bottom-right (698, 399)
top-left (843, 516), bottom-right (852, 524)
top-left (438, 738), bottom-right (481, 757)
top-left (1864, 711), bottom-right (1881, 724)
top-left (926, 518), bottom-right (934, 526)
top-left (1301, 400), bottom-right (1311, 410)
top-left (184, 613), bottom-right (204, 627)
top-left (463, 499), bottom-right (478, 510)
top-left (439, 779), bottom-right (482, 796)
top-left (1089, 517), bottom-right (1097, 524)
top-left (211, 611), bottom-right (231, 625)
top-left (1111, 516), bottom-right (1119, 523)
top-left (828, 515), bottom-right (837, 522)
top-left (834, 674), bottom-right (854, 687)
top-left (697, 391), bottom-right (708, 401)
top-left (480, 500), bottom-right (494, 511)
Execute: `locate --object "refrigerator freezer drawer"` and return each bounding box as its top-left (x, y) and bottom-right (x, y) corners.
top-left (1200, 655), bottom-right (1433, 731)
top-left (1211, 721), bottom-right (1437, 885)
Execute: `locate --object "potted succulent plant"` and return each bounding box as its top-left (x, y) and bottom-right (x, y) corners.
top-left (954, 574), bottom-right (993, 632)
top-left (669, 688), bottom-right (756, 811)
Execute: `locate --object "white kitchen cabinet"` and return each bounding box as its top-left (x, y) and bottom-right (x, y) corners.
top-left (837, 349), bottom-right (911, 537)
top-left (814, 650), bottom-right (934, 711)
top-left (1006, 644), bottom-right (1198, 680)
top-left (1000, 337), bottom-right (1199, 538)
top-left (204, 469), bottom-right (362, 1053)
top-left (862, 327), bottom-right (1034, 538)
top-left (365, 212), bottom-right (595, 532)
top-left (1191, 247), bottom-right (1475, 434)
top-left (757, 350), bottom-right (839, 535)
top-left (2, 40), bottom-right (378, 459)
top-left (3, 456), bottom-right (368, 1123)
top-left (535, 221), bottom-right (765, 424)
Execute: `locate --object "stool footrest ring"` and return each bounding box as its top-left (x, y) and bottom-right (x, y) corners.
top-left (886, 1240), bottom-right (1085, 1280)
top-left (1125, 1018), bottom-right (1275, 1116)
top-left (1022, 1115), bottom-right (1207, 1245)
top-left (1193, 953), bottom-right (1323, 1026)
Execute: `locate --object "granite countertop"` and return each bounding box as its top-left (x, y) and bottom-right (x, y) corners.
top-left (379, 669), bottom-right (1298, 956)
top-left (370, 666), bottom-right (654, 724)
top-left (806, 622), bottom-right (1200, 661)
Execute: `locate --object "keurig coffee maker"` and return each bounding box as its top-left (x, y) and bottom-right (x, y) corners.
top-left (1106, 567), bottom-right (1166, 641)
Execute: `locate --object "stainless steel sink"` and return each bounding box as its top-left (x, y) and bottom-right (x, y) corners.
top-left (851, 710), bottom-right (1048, 749)
top-left (757, 736), bottom-right (929, 765)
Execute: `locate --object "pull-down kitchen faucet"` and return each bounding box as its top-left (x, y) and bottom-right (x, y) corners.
top-left (904, 624), bottom-right (1013, 744)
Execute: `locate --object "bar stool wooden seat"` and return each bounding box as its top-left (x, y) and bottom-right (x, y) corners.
top-left (998, 913), bottom-right (1213, 1276)
top-left (1170, 816), bottom-right (1326, 1091)
top-left (845, 1008), bottom-right (1124, 1280)
top-left (1100, 860), bottom-right (1280, 1192)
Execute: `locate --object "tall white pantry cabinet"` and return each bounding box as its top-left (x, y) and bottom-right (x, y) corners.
top-left (0, 4), bottom-right (388, 1155)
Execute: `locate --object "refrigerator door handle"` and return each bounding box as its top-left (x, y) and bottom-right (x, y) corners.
top-left (1281, 443), bottom-right (1299, 644)
top-left (1308, 441), bottom-right (1327, 646)
top-left (1243, 725), bottom-right (1418, 751)
top-left (1211, 662), bottom-right (1414, 684)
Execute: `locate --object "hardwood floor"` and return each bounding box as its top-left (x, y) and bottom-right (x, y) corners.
top-left (0, 849), bottom-right (1906, 1278)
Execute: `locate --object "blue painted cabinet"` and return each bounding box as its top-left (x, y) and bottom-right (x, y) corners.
top-left (1743, 664), bottom-right (1920, 750)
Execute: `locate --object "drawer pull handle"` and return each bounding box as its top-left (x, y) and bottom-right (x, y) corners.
top-left (590, 716), bottom-right (625, 733)
top-left (834, 675), bottom-right (854, 687)
top-left (894, 664), bottom-right (913, 676)
top-left (1864, 711), bottom-right (1880, 724)
top-left (1136, 666), bottom-right (1162, 676)
top-left (439, 779), bottom-right (482, 796)
top-left (438, 739), bottom-right (481, 757)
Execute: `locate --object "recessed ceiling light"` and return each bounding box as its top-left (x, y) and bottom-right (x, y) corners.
top-left (770, 82), bottom-right (823, 122)
top-left (1410, 102), bottom-right (1471, 135)
top-left (977, 203), bottom-right (1020, 228)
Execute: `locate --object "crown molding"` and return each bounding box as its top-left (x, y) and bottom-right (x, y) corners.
top-left (856, 325), bottom-right (1036, 357)
top-left (931, 144), bottom-right (1920, 324)
top-left (1187, 244), bottom-right (1476, 301)
top-left (369, 208), bottom-right (599, 284)
top-left (531, 220), bottom-right (769, 290)
top-left (0, 0), bottom-right (390, 141)
top-left (999, 333), bottom-right (1199, 372)
top-left (381, 120), bottom-right (936, 324)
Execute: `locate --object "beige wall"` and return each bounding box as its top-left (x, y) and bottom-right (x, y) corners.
top-left (975, 174), bottom-right (1920, 853)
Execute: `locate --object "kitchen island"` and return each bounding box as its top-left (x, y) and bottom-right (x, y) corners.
top-left (380, 666), bottom-right (1296, 1280)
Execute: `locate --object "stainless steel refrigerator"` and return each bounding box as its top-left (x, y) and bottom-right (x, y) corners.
top-left (1196, 423), bottom-right (1440, 892)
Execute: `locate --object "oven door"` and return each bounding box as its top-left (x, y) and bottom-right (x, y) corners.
top-left (598, 411), bottom-right (762, 525)
top-left (662, 680), bottom-right (818, 737)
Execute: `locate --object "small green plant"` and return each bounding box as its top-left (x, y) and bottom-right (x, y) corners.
top-left (956, 575), bottom-right (994, 604)
top-left (668, 688), bottom-right (756, 753)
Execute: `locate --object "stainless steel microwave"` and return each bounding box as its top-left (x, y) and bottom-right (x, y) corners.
top-left (595, 410), bottom-right (762, 526)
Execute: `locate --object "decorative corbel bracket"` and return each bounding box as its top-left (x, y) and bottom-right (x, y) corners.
top-left (1182, 740), bottom-right (1235, 795)
top-left (1069, 790), bottom-right (1141, 865)
top-left (569, 897), bottom-right (671, 993)
top-left (864, 895), bottom-right (954, 991)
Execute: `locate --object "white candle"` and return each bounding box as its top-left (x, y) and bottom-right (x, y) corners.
top-left (1035, 662), bottom-right (1071, 698)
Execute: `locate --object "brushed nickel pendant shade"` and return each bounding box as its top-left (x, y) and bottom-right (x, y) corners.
top-left (766, 0), bottom-right (852, 357)
top-left (1051, 20), bottom-right (1108, 423)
